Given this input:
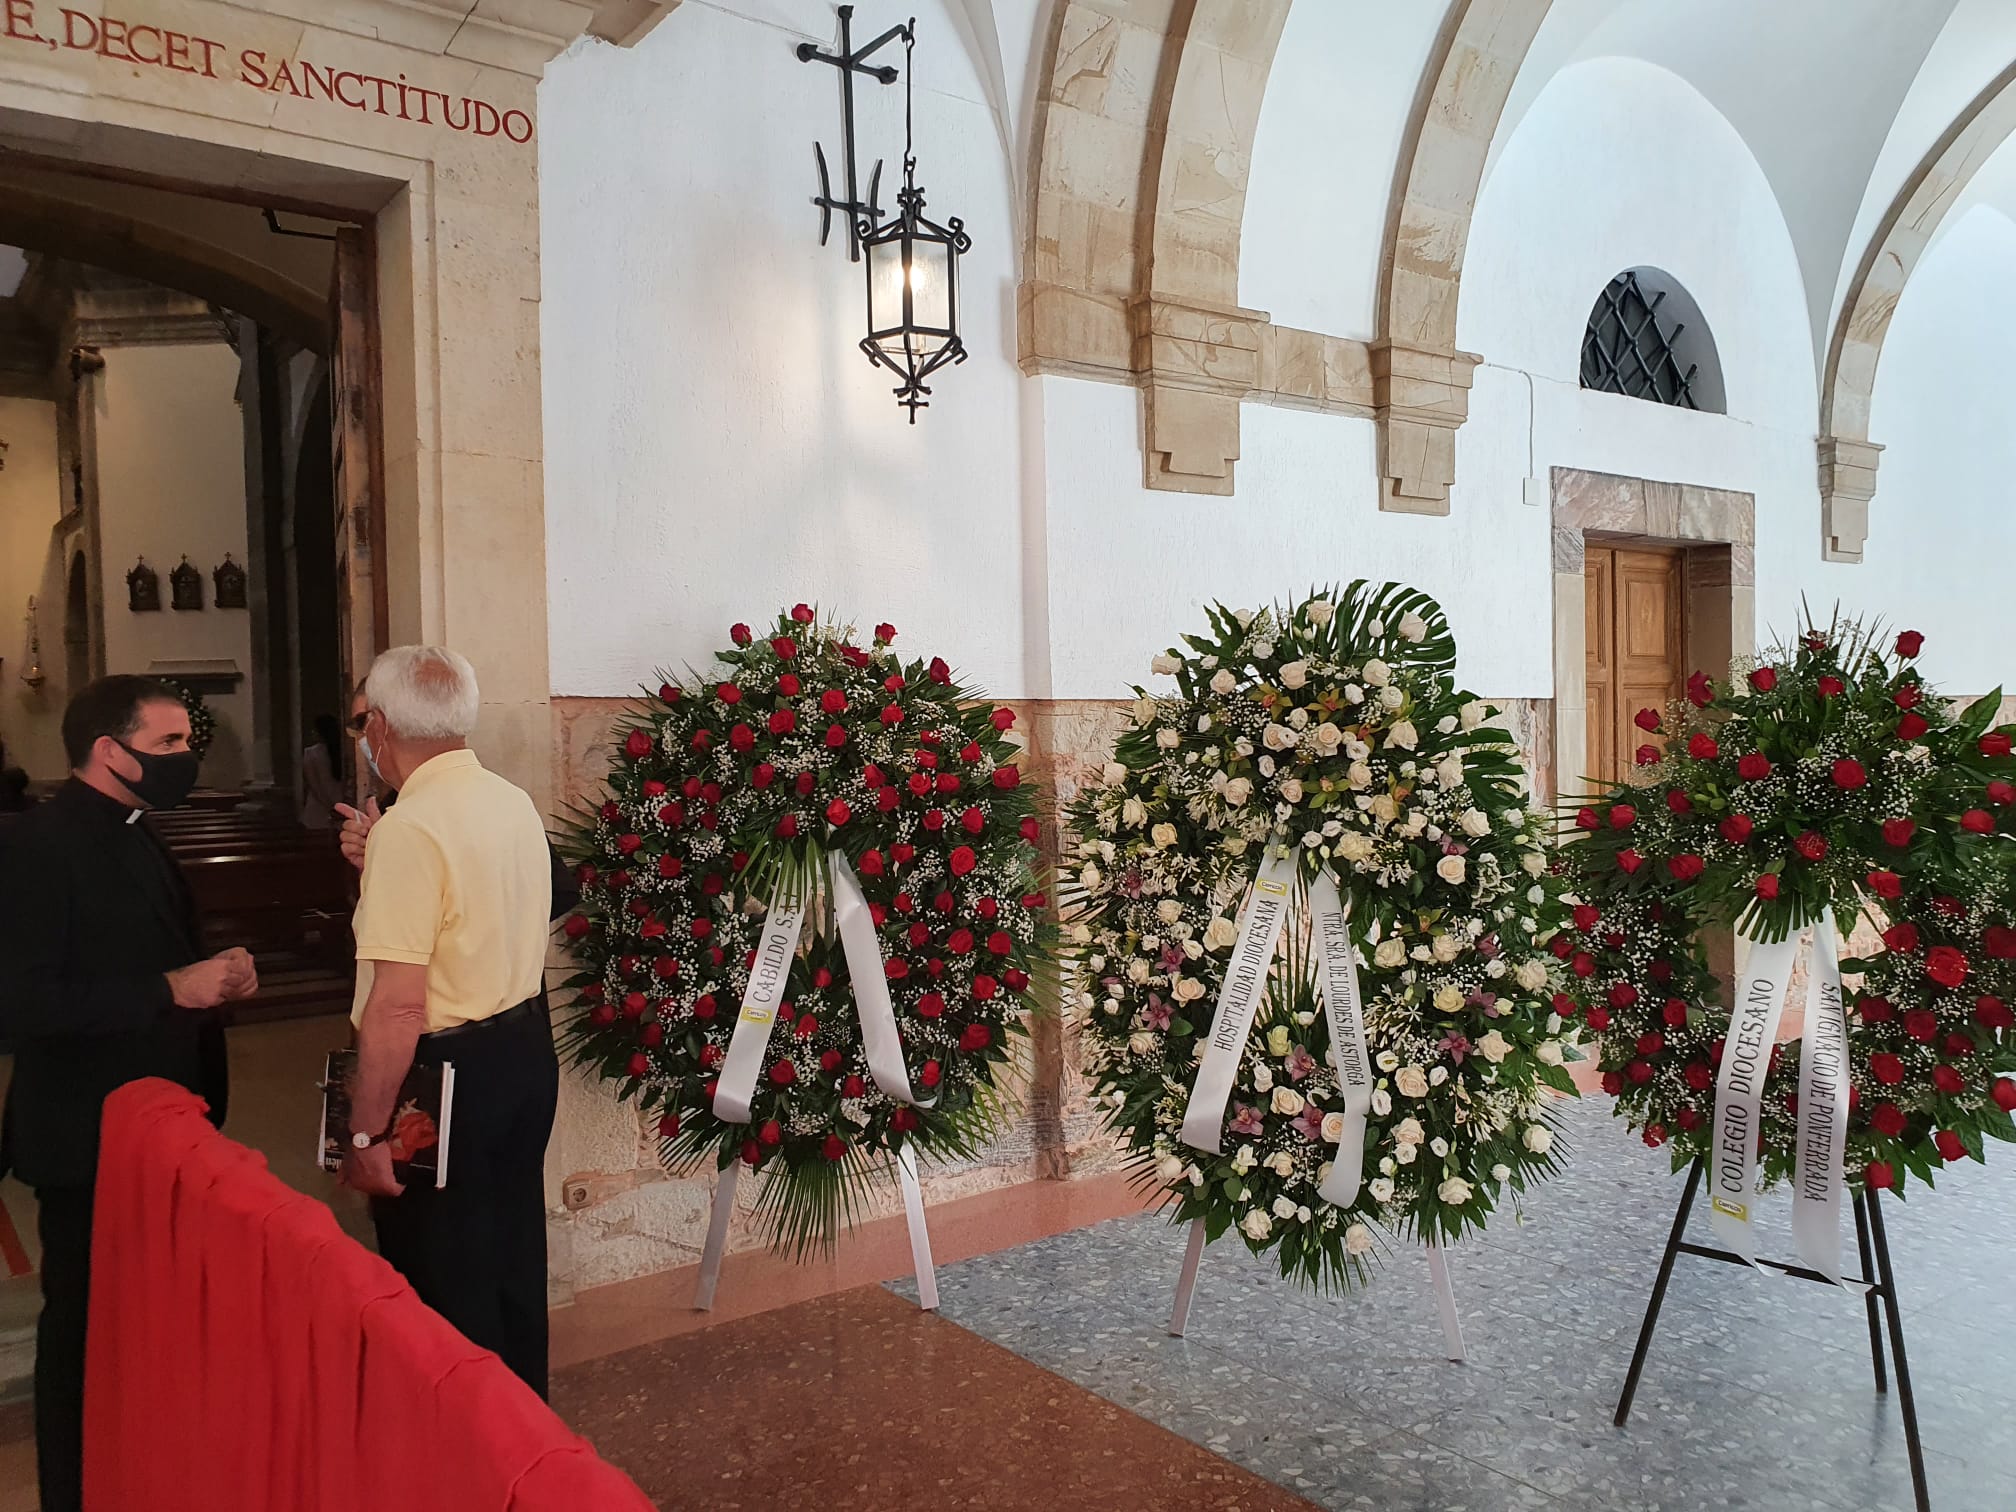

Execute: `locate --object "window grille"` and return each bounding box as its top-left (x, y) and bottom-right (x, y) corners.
top-left (1581, 271), bottom-right (1699, 408)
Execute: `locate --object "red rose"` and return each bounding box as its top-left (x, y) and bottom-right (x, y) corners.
top-left (626, 1052), bottom-right (650, 1078)
top-left (1687, 671), bottom-right (1714, 707)
top-left (1019, 817), bottom-right (1041, 844)
top-left (1601, 1072), bottom-right (1624, 1096)
top-left (1896, 712), bottom-right (1929, 740)
top-left (1896, 630), bottom-right (1924, 658)
top-left (1617, 849), bottom-right (1645, 874)
top-left (960, 807), bottom-right (986, 835)
top-left (779, 677), bottom-right (802, 701)
top-left (791, 603), bottom-right (815, 624)
top-left (919, 1060), bottom-right (942, 1089)
top-left (1667, 854), bottom-right (1704, 882)
top-left (1882, 922), bottom-right (1920, 953)
top-left (1865, 870), bottom-right (1902, 900)
top-left (1934, 1064), bottom-right (1966, 1094)
top-left (992, 765), bottom-right (1021, 790)
top-left (1627, 1061), bottom-right (1654, 1084)
top-left (936, 772), bottom-right (961, 795)
top-left (1894, 683), bottom-right (1923, 711)
top-left (771, 636), bottom-right (799, 661)
top-left (1678, 1108), bottom-right (1702, 1132)
top-left (1004, 968), bottom-right (1030, 993)
top-left (1994, 1078), bottom-right (2016, 1112)
top-left (1858, 997), bottom-right (1893, 1023)
top-left (1685, 1063), bottom-right (1713, 1091)
top-left (1610, 982), bottom-right (1640, 1009)
top-left (959, 1023), bottom-right (992, 1051)
top-left (624, 729), bottom-right (654, 760)
top-left (826, 799), bottom-right (852, 827)
top-left (1977, 995), bottom-right (2015, 1028)
top-left (776, 814), bottom-right (800, 840)
top-left (1635, 744), bottom-right (1660, 766)
top-left (906, 922), bottom-right (930, 950)
top-left (1572, 903), bottom-right (1601, 931)
top-left (1946, 1032), bottom-right (1976, 1058)
top-left (588, 1004), bottom-right (617, 1027)
top-left (1992, 782), bottom-right (2016, 807)
top-left (1865, 1161), bottom-right (1895, 1190)
top-left (1586, 1006), bottom-right (1612, 1032)
top-left (1905, 1010), bottom-right (1939, 1043)
top-left (1878, 818), bottom-right (1914, 849)
top-left (885, 675), bottom-right (906, 695)
top-left (1870, 1053), bottom-right (1905, 1085)
top-left (1818, 675), bottom-right (1845, 698)
top-left (768, 709), bottom-right (797, 736)
top-left (1634, 708), bottom-right (1662, 732)
top-left (973, 975), bottom-right (999, 1001)
top-left (934, 891), bottom-right (956, 913)
top-left (1602, 804), bottom-right (1634, 830)
top-left (730, 623), bottom-right (753, 646)
top-left (1687, 733), bottom-right (1720, 761)
top-left (1868, 1102), bottom-right (1906, 1137)
top-left (987, 931), bottom-right (1014, 956)
top-left (1926, 945), bottom-right (1969, 988)
top-left (928, 657), bottom-right (952, 684)
top-left (1663, 999), bottom-right (1689, 1028)
top-left (922, 809), bottom-right (946, 833)
top-left (1737, 752), bottom-right (1771, 780)
top-left (891, 1107), bottom-right (921, 1133)
top-left (843, 1075), bottom-right (865, 1097)
top-left (884, 956), bottom-right (910, 981)
top-left (760, 1119), bottom-right (784, 1147)
top-left (950, 846), bottom-right (978, 876)
top-left (1571, 952), bottom-right (1596, 979)
top-left (961, 742), bottom-right (983, 764)
top-left (1643, 1125), bottom-right (1669, 1149)
top-left (991, 708), bottom-right (1015, 731)
top-left (1795, 831), bottom-right (1828, 861)
top-left (1748, 667), bottom-right (1777, 693)
top-left (917, 991), bottom-right (946, 1018)
top-left (821, 1134), bottom-right (848, 1162)
top-left (1981, 733), bottom-right (2014, 757)
top-left (1666, 790), bottom-right (1692, 814)
top-left (1831, 759), bottom-right (1866, 789)
top-left (881, 704), bottom-right (905, 727)
top-left (892, 842), bottom-right (916, 864)
top-left (875, 622), bottom-right (898, 643)
top-left (1936, 1130), bottom-right (1966, 1163)
top-left (1963, 809), bottom-right (1996, 835)
top-left (1575, 807), bottom-right (1600, 831)
top-left (1989, 928), bottom-right (2016, 960)
top-left (1635, 1030), bottom-right (1661, 1054)
top-left (563, 914), bottom-right (591, 940)
top-left (750, 763), bottom-right (776, 790)
top-left (1719, 814), bottom-right (1754, 844)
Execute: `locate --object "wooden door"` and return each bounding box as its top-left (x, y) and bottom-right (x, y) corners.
top-left (328, 225), bottom-right (388, 710)
top-left (1584, 545), bottom-right (1685, 787)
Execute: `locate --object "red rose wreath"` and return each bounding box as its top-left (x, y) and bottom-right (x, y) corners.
top-left (1563, 618), bottom-right (2016, 1200)
top-left (557, 607), bottom-right (1052, 1252)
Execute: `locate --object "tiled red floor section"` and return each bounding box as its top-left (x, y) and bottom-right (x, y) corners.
top-left (552, 1285), bottom-right (1321, 1512)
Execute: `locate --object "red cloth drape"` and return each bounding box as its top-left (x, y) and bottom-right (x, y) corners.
top-left (83, 1078), bottom-right (655, 1512)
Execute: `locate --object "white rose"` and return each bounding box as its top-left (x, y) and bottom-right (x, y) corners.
top-left (1432, 933), bottom-right (1462, 963)
top-left (1394, 1119), bottom-right (1425, 1149)
top-left (1172, 977), bottom-right (1206, 1002)
top-left (1385, 721), bottom-right (1418, 752)
top-left (1080, 863), bottom-right (1103, 891)
top-left (1523, 1125), bottom-right (1553, 1155)
top-left (1433, 983), bottom-right (1465, 1012)
top-left (1397, 612), bottom-right (1428, 643)
top-left (1263, 723), bottom-right (1297, 751)
top-left (1157, 899), bottom-right (1183, 925)
top-left (1436, 854), bottom-right (1467, 885)
top-left (1344, 684), bottom-right (1365, 705)
top-left (1368, 1177), bottom-right (1394, 1203)
top-left (1253, 1064), bottom-right (1274, 1092)
top-left (1514, 960), bottom-right (1549, 992)
top-left (1151, 654), bottom-right (1181, 676)
top-left (1538, 1040), bottom-right (1566, 1066)
top-left (1320, 1112), bottom-right (1348, 1143)
top-left (1210, 669), bottom-right (1237, 695)
top-left (1477, 1029), bottom-right (1513, 1064)
top-left (1436, 756), bottom-right (1465, 789)
top-left (1154, 1152), bottom-right (1185, 1183)
top-left (1127, 958), bottom-right (1151, 983)
top-left (1437, 1177), bottom-right (1474, 1205)
top-left (1395, 1142), bottom-right (1419, 1165)
top-left (1271, 1195), bottom-right (1298, 1220)
top-left (1279, 778), bottom-right (1305, 804)
top-left (1363, 658), bottom-right (1392, 688)
top-left (1521, 851), bottom-right (1546, 877)
top-left (1378, 685), bottom-right (1406, 711)
top-left (1344, 1222), bottom-right (1374, 1256)
top-left (1265, 1151), bottom-right (1295, 1177)
top-left (1240, 1209), bottom-right (1273, 1241)
top-left (1306, 599), bottom-right (1334, 626)
top-left (1429, 1065), bottom-right (1449, 1087)
top-left (1395, 1066), bottom-right (1429, 1098)
top-left (1251, 639), bottom-right (1275, 660)
top-left (1196, 715), bottom-right (1212, 733)
top-left (1266, 1025), bottom-right (1292, 1057)
top-left (1223, 777), bottom-right (1253, 807)
top-left (1312, 723), bottom-right (1345, 753)
top-left (1070, 923), bottom-right (1093, 945)
top-left (1234, 737), bottom-right (1255, 758)
top-left (1134, 695), bottom-right (1158, 726)
top-left (1336, 832), bottom-right (1376, 865)
top-left (1156, 727), bottom-right (1180, 750)
top-left (1122, 796), bottom-right (1148, 828)
top-left (1184, 938), bottom-right (1204, 960)
top-left (1370, 794), bottom-right (1399, 824)
top-left (1374, 938), bottom-right (1407, 969)
top-left (1492, 1163), bottom-right (1512, 1182)
top-left (1278, 660), bottom-right (1309, 690)
top-left (1151, 822), bottom-right (1179, 849)
top-left (1437, 716), bottom-right (1459, 736)
top-left (1458, 808), bottom-right (1491, 838)
top-left (1203, 916), bottom-right (1238, 951)
top-left (1101, 762), bottom-right (1127, 786)
top-left (1231, 1144), bottom-right (1258, 1175)
top-left (1270, 1087), bottom-right (1305, 1117)
top-left (1232, 609), bottom-right (1255, 629)
top-left (1345, 762), bottom-right (1374, 792)
top-left (1130, 1032), bottom-right (1156, 1055)
top-left (1460, 700), bottom-right (1487, 730)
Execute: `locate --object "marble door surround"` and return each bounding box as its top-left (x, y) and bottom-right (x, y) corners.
top-left (1549, 466), bottom-right (1755, 806)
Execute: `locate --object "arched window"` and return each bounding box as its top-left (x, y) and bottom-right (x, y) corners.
top-left (1580, 267), bottom-right (1724, 414)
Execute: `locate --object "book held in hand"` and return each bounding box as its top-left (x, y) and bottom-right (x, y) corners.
top-left (318, 1050), bottom-right (456, 1189)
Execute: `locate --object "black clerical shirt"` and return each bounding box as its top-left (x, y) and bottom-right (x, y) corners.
top-left (0, 779), bottom-right (225, 1189)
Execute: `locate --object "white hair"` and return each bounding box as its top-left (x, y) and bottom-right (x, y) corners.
top-left (364, 645), bottom-right (480, 740)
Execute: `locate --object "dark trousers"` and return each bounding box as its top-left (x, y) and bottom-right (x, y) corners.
top-left (371, 1002), bottom-right (558, 1397)
top-left (34, 1186), bottom-right (93, 1512)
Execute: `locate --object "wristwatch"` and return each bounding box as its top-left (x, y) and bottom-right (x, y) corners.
top-left (351, 1124), bottom-right (393, 1151)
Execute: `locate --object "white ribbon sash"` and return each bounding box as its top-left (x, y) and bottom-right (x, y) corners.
top-left (1708, 932), bottom-right (1796, 1263)
top-left (1309, 871), bottom-right (1374, 1205)
top-left (712, 894), bottom-right (809, 1124)
top-left (1791, 918), bottom-right (1851, 1285)
top-left (1180, 850), bottom-right (1297, 1154)
top-left (829, 851), bottom-right (935, 1109)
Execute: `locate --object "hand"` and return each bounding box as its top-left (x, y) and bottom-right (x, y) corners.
top-left (340, 1141), bottom-right (404, 1198)
top-left (215, 946), bottom-right (259, 1002)
top-left (166, 954), bottom-right (242, 1010)
top-left (335, 797), bottom-right (382, 872)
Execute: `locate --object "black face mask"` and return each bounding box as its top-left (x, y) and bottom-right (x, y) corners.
top-left (112, 741), bottom-right (201, 811)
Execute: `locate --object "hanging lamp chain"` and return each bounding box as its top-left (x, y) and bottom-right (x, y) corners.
top-left (901, 21), bottom-right (918, 193)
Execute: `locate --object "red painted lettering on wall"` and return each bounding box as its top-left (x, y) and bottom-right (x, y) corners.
top-left (0, 1), bottom-right (532, 145)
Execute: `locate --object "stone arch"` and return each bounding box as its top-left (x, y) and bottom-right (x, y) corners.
top-left (1022, 0), bottom-right (1556, 503)
top-left (1818, 60), bottom-right (2016, 563)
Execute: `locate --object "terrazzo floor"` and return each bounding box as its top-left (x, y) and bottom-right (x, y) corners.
top-left (890, 1099), bottom-right (2016, 1512)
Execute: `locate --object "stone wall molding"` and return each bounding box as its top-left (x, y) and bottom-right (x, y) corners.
top-left (1819, 58), bottom-right (2016, 563)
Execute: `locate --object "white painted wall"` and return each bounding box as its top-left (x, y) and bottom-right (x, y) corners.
top-left (0, 395), bottom-right (65, 778)
top-left (94, 342), bottom-right (256, 788)
top-left (540, 0), bottom-right (1030, 697)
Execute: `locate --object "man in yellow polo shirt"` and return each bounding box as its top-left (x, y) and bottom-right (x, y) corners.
top-left (339, 644), bottom-right (558, 1396)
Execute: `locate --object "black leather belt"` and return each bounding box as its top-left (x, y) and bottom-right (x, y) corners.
top-left (420, 995), bottom-right (541, 1044)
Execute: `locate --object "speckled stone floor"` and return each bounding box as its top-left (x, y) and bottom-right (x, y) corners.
top-left (889, 1099), bottom-right (2016, 1512)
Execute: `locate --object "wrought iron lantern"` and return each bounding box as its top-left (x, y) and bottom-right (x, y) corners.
top-left (801, 9), bottom-right (969, 421)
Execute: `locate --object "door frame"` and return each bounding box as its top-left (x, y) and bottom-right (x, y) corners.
top-left (1549, 467), bottom-right (1756, 806)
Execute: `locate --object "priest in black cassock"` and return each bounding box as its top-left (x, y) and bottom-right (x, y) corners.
top-left (0, 675), bottom-right (261, 1512)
